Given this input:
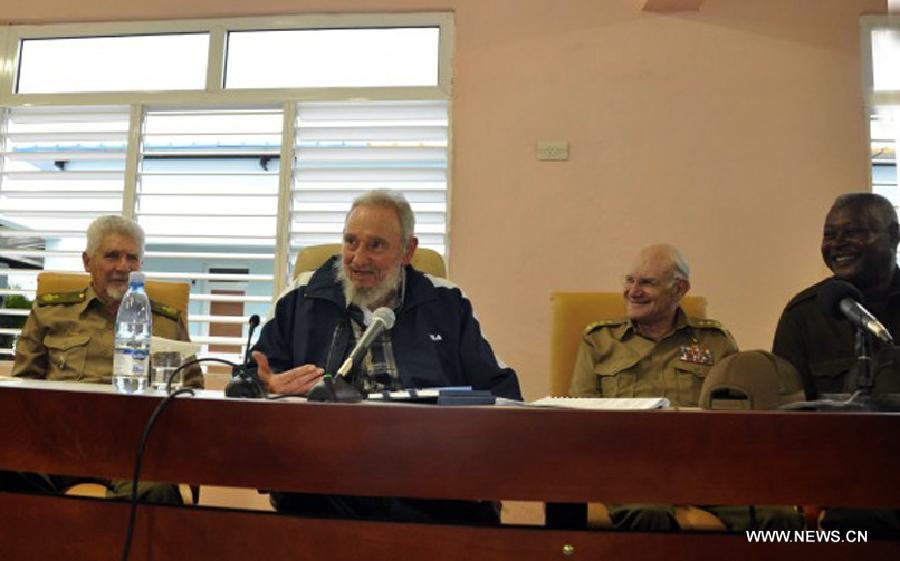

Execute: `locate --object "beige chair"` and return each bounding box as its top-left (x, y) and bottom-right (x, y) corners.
top-left (37, 272), bottom-right (190, 321)
top-left (36, 271), bottom-right (195, 503)
top-left (548, 291), bottom-right (723, 531)
top-left (549, 292), bottom-right (707, 397)
top-left (294, 243), bottom-right (447, 279)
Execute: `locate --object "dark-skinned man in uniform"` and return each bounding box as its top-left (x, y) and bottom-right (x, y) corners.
top-left (773, 192), bottom-right (900, 537)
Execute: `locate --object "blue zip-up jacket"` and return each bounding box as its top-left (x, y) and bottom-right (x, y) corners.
top-left (255, 256), bottom-right (522, 400)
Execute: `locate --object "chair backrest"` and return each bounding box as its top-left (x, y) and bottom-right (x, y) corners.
top-left (36, 272), bottom-right (190, 320)
top-left (549, 292), bottom-right (708, 396)
top-left (294, 243), bottom-right (448, 279)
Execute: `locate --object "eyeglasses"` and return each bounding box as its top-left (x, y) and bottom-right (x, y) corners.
top-left (623, 274), bottom-right (684, 289)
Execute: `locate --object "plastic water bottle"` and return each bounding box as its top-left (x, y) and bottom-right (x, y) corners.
top-left (112, 271), bottom-right (153, 394)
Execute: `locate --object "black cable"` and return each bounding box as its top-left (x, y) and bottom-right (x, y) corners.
top-left (122, 355), bottom-right (270, 560)
top-left (165, 357), bottom-right (236, 395)
top-left (120, 387), bottom-right (194, 561)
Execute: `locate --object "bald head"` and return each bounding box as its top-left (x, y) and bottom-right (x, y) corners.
top-left (633, 244), bottom-right (690, 281)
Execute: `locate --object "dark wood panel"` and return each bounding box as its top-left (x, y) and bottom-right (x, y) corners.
top-left (1, 382), bottom-right (898, 507)
top-left (2, 493), bottom-right (895, 561)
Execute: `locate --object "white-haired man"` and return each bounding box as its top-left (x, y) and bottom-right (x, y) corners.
top-left (567, 244), bottom-right (801, 532)
top-left (4, 215), bottom-right (200, 503)
top-left (251, 189), bottom-right (521, 523)
top-left (570, 244), bottom-right (736, 404)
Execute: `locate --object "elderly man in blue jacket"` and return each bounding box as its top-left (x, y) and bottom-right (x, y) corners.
top-left (251, 188), bottom-right (521, 523)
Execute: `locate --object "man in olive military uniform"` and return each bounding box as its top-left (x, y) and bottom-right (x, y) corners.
top-left (773, 193), bottom-right (900, 538)
top-left (1, 215), bottom-right (201, 504)
top-left (567, 244), bottom-right (802, 532)
top-left (13, 285), bottom-right (196, 385)
top-left (571, 244), bottom-right (737, 404)
top-left (773, 193), bottom-right (900, 400)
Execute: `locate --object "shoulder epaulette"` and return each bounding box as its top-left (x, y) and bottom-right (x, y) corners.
top-left (37, 290), bottom-right (85, 306)
top-left (690, 318), bottom-right (727, 331)
top-left (782, 283), bottom-right (820, 312)
top-left (583, 319), bottom-right (625, 336)
top-left (151, 301), bottom-right (182, 322)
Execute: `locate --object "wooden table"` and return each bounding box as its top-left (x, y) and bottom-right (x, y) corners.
top-left (1, 379), bottom-right (898, 560)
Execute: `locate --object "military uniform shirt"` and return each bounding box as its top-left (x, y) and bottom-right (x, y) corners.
top-left (570, 307), bottom-right (738, 407)
top-left (772, 270), bottom-right (900, 399)
top-left (12, 285), bottom-right (202, 388)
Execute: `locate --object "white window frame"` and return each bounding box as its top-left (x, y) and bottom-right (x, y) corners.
top-left (862, 15), bottom-right (900, 189)
top-left (0, 13), bottom-right (454, 358)
top-left (0, 13), bottom-right (454, 106)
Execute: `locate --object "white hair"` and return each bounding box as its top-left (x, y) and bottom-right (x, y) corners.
top-left (347, 189), bottom-right (415, 250)
top-left (85, 215), bottom-right (145, 259)
top-left (639, 243), bottom-right (690, 281)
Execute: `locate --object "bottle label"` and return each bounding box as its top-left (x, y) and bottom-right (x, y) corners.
top-left (114, 348), bottom-right (149, 377)
top-left (113, 352), bottom-right (133, 377)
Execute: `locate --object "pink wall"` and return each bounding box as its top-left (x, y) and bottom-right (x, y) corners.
top-left (2, 0), bottom-right (885, 398)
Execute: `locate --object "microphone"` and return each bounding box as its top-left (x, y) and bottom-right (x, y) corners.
top-left (307, 307), bottom-right (395, 403)
top-left (224, 314), bottom-right (266, 398)
top-left (816, 279), bottom-right (894, 345)
top-left (243, 314), bottom-right (261, 367)
top-left (336, 307), bottom-right (396, 377)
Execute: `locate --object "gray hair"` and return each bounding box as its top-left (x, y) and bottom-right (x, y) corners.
top-left (85, 215), bottom-right (145, 259)
top-left (347, 189), bottom-right (415, 249)
top-left (831, 192), bottom-right (899, 230)
top-left (669, 247), bottom-right (691, 281)
top-left (639, 243), bottom-right (690, 281)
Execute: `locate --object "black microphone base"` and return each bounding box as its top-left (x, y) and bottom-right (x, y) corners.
top-left (224, 376), bottom-right (266, 398)
top-left (307, 376), bottom-right (364, 403)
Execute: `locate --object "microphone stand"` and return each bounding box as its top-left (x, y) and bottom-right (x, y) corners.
top-left (782, 326), bottom-right (900, 412)
top-left (834, 328), bottom-right (878, 411)
top-left (307, 311), bottom-right (393, 404)
top-left (854, 327), bottom-right (876, 396)
top-left (225, 315), bottom-right (267, 398)
top-left (307, 344), bottom-right (367, 403)
top-left (307, 373), bottom-right (365, 403)
top-left (159, 315), bottom-right (267, 398)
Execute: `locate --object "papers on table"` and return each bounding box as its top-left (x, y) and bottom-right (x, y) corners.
top-left (529, 396), bottom-right (671, 410)
top-left (151, 336), bottom-right (200, 356)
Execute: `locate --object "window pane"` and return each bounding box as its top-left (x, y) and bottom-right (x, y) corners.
top-left (17, 34), bottom-right (209, 93)
top-left (870, 107), bottom-right (900, 209)
top-left (226, 28), bottom-right (440, 89)
top-left (0, 105), bottom-right (131, 355)
top-left (138, 107), bottom-right (281, 366)
top-left (872, 29), bottom-right (900, 91)
top-left (290, 100), bottom-right (449, 273)
top-left (0, 105), bottom-right (129, 259)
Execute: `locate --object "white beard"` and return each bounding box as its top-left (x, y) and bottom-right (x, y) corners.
top-left (106, 287), bottom-right (126, 301)
top-left (335, 259), bottom-right (403, 310)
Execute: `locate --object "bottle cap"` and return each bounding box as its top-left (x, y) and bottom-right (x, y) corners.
top-left (128, 271), bottom-right (146, 285)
